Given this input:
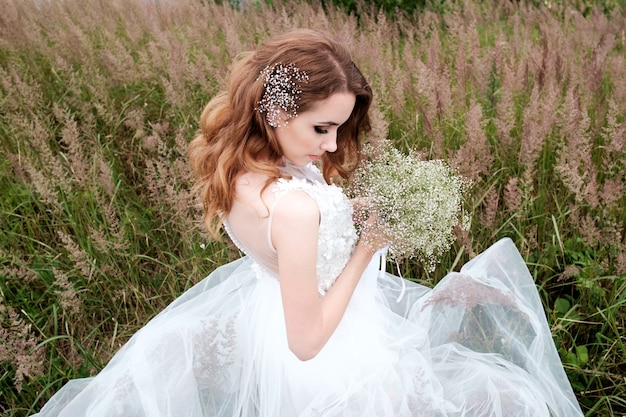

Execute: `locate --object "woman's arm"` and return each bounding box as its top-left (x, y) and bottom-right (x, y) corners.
top-left (271, 191), bottom-right (374, 361)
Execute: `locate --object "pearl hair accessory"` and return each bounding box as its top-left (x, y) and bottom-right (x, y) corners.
top-left (256, 63), bottom-right (309, 128)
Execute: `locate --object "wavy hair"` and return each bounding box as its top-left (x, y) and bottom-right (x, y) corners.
top-left (188, 29), bottom-right (373, 238)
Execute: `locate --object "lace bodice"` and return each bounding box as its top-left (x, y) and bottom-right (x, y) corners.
top-left (224, 163), bottom-right (357, 295)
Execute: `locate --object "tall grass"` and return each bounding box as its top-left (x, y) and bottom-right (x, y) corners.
top-left (0, 0), bottom-right (624, 415)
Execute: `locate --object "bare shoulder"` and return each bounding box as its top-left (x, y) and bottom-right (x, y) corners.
top-left (272, 190), bottom-right (320, 226)
top-left (235, 171), bottom-right (268, 194)
top-left (233, 171), bottom-right (273, 216)
top-left (271, 190), bottom-right (320, 252)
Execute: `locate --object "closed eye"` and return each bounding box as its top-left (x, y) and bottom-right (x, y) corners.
top-left (314, 126), bottom-right (329, 134)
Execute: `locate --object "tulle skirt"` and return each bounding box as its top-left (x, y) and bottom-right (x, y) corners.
top-left (32, 238), bottom-right (583, 417)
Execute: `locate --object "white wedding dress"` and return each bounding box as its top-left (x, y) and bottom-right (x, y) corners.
top-left (33, 163), bottom-right (583, 417)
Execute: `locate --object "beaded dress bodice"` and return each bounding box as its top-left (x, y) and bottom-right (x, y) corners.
top-left (224, 162), bottom-right (357, 295)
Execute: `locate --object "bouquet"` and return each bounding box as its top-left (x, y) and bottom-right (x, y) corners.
top-left (348, 140), bottom-right (471, 272)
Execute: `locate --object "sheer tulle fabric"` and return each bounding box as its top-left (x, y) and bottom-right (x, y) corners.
top-left (33, 164), bottom-right (582, 416)
top-left (33, 240), bottom-right (582, 417)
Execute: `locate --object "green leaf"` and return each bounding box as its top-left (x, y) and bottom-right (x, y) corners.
top-left (554, 297), bottom-right (571, 316)
top-left (575, 345), bottom-right (589, 366)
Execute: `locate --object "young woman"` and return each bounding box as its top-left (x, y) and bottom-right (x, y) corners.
top-left (33, 29), bottom-right (583, 417)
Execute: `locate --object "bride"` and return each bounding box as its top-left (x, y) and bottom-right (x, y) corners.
top-left (33, 28), bottom-right (583, 417)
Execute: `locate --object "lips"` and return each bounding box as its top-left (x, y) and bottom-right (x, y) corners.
top-left (309, 155), bottom-right (321, 161)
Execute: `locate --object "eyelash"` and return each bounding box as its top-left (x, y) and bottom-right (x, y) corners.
top-left (314, 126), bottom-right (329, 134)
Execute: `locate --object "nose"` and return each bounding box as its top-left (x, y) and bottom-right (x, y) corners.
top-left (320, 133), bottom-right (337, 153)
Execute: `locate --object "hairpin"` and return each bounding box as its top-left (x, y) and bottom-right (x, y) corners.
top-left (256, 63), bottom-right (309, 128)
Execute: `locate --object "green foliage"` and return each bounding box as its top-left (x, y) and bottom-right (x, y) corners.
top-left (326, 0), bottom-right (428, 14)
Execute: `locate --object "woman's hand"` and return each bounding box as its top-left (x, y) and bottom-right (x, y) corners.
top-left (357, 209), bottom-right (390, 255)
top-left (351, 197), bottom-right (390, 254)
top-left (350, 197), bottom-right (370, 214)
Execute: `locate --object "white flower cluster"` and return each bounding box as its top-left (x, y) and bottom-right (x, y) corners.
top-left (349, 141), bottom-right (471, 271)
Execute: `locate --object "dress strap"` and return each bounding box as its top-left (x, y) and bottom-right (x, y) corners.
top-left (265, 193), bottom-right (284, 254)
top-left (377, 247), bottom-right (406, 302)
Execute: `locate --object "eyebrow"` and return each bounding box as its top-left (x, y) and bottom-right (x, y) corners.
top-left (316, 121), bottom-right (340, 126)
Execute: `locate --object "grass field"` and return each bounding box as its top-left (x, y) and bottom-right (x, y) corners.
top-left (1, 0), bottom-right (625, 415)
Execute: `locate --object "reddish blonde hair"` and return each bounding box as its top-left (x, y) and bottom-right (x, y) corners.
top-left (188, 29), bottom-right (373, 238)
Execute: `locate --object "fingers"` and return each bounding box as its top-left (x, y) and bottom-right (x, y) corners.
top-left (359, 214), bottom-right (390, 253)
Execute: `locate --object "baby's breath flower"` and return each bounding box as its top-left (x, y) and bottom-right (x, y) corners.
top-left (349, 140), bottom-right (471, 271)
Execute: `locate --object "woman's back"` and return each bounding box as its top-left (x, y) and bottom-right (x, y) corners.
top-left (224, 162), bottom-right (358, 295)
top-left (224, 170), bottom-right (280, 275)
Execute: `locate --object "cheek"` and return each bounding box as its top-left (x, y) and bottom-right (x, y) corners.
top-left (289, 131), bottom-right (308, 148)
top-left (301, 136), bottom-right (316, 150)
top-left (275, 130), bottom-right (290, 148)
